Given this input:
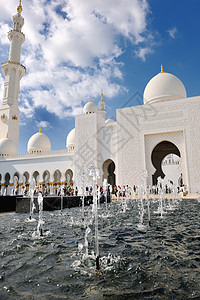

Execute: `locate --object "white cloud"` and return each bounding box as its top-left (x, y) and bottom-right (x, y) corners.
top-left (0, 23), bottom-right (10, 45)
top-left (167, 27), bottom-right (177, 39)
top-left (36, 120), bottom-right (52, 129)
top-left (19, 97), bottom-right (34, 119)
top-left (135, 46), bottom-right (153, 61)
top-left (0, 0), bottom-right (152, 121)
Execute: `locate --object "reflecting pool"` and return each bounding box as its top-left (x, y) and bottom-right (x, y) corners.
top-left (0, 198), bottom-right (200, 299)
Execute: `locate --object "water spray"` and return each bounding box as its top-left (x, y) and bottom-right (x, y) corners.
top-left (60, 186), bottom-right (64, 214)
top-left (88, 166), bottom-right (100, 270)
top-left (37, 192), bottom-right (44, 237)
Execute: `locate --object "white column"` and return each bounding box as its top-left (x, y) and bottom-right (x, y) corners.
top-left (49, 176), bottom-right (54, 195)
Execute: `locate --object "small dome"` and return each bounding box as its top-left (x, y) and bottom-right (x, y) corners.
top-left (0, 136), bottom-right (17, 156)
top-left (105, 117), bottom-right (115, 125)
top-left (83, 100), bottom-right (98, 114)
top-left (27, 129), bottom-right (51, 154)
top-left (66, 128), bottom-right (75, 150)
top-left (143, 68), bottom-right (187, 105)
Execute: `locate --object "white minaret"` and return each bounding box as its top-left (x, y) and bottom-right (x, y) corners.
top-left (98, 89), bottom-right (106, 123)
top-left (0, 0), bottom-right (26, 149)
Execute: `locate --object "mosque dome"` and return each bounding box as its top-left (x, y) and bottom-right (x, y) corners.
top-left (66, 128), bottom-right (75, 152)
top-left (105, 117), bottom-right (115, 125)
top-left (83, 99), bottom-right (98, 114)
top-left (143, 66), bottom-right (187, 105)
top-left (27, 129), bottom-right (51, 154)
top-left (0, 135), bottom-right (17, 156)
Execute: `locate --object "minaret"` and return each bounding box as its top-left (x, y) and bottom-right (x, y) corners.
top-left (0, 0), bottom-right (26, 149)
top-left (98, 89), bottom-right (106, 121)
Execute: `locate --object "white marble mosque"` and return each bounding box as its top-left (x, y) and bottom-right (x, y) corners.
top-left (0, 1), bottom-right (200, 195)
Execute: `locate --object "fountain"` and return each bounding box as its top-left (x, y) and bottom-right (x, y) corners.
top-left (146, 188), bottom-right (151, 227)
top-left (88, 166), bottom-right (100, 270)
top-left (154, 176), bottom-right (166, 217)
top-left (102, 179), bottom-right (108, 212)
top-left (142, 170), bottom-right (151, 227)
top-left (28, 180), bottom-right (36, 221)
top-left (36, 192), bottom-right (44, 237)
top-left (81, 172), bottom-right (86, 219)
top-left (60, 185), bottom-right (64, 214)
top-left (136, 170), bottom-right (149, 233)
top-left (0, 174), bottom-right (200, 299)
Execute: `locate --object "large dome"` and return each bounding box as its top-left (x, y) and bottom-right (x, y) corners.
top-left (0, 136), bottom-right (17, 156)
top-left (83, 100), bottom-right (98, 114)
top-left (66, 128), bottom-right (75, 152)
top-left (143, 68), bottom-right (187, 105)
top-left (27, 129), bottom-right (51, 154)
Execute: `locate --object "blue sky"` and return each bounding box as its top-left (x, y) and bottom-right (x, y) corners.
top-left (0, 0), bottom-right (199, 153)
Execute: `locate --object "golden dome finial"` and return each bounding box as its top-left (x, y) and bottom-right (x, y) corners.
top-left (39, 128), bottom-right (41, 133)
top-left (89, 98), bottom-right (92, 102)
top-left (101, 89), bottom-right (104, 99)
top-left (161, 64), bottom-right (164, 73)
top-left (17, 0), bottom-right (22, 12)
top-left (6, 132), bottom-right (8, 138)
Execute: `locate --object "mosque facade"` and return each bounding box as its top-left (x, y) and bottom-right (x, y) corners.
top-left (0, 3), bottom-right (200, 195)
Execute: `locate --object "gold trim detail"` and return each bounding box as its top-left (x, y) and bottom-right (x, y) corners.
top-left (1, 114), bottom-right (6, 119)
top-left (17, 0), bottom-right (22, 12)
top-left (101, 89), bottom-right (103, 99)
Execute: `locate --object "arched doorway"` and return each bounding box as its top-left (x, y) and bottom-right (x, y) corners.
top-left (32, 171), bottom-right (40, 186)
top-left (4, 173), bottom-right (11, 195)
top-left (53, 169), bottom-right (61, 184)
top-left (151, 141), bottom-right (181, 185)
top-left (43, 170), bottom-right (50, 194)
top-left (53, 169), bottom-right (61, 194)
top-left (102, 159), bottom-right (116, 187)
top-left (43, 170), bottom-right (50, 183)
top-left (23, 171), bottom-right (30, 194)
top-left (13, 172), bottom-right (20, 195)
top-left (65, 169), bottom-right (73, 185)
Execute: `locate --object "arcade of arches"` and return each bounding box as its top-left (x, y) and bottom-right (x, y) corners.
top-left (151, 140), bottom-right (181, 185)
top-left (0, 169), bottom-right (73, 195)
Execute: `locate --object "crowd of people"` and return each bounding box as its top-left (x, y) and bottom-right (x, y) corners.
top-left (111, 182), bottom-right (187, 198)
top-left (5, 179), bottom-right (187, 197)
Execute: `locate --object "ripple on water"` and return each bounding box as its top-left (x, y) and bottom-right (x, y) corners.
top-left (0, 199), bottom-right (200, 299)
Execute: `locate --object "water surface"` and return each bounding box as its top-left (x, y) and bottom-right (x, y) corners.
top-left (0, 198), bottom-right (200, 299)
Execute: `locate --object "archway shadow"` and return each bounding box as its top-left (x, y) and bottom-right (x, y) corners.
top-left (102, 159), bottom-right (116, 188)
top-left (151, 141), bottom-right (180, 185)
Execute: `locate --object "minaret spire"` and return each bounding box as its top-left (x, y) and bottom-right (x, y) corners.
top-left (17, 0), bottom-right (22, 13)
top-left (101, 89), bottom-right (104, 100)
top-left (98, 89), bottom-right (106, 121)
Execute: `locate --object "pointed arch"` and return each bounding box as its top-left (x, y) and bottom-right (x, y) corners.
top-left (151, 140), bottom-right (181, 185)
top-left (65, 169), bottom-right (73, 185)
top-left (102, 159), bottom-right (116, 187)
